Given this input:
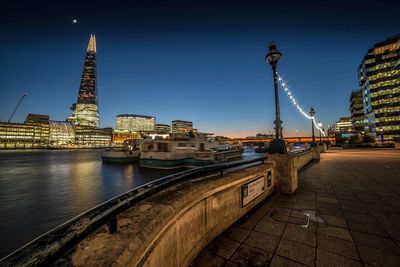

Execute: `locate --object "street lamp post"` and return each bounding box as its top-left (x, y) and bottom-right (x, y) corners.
top-left (266, 42), bottom-right (287, 154)
top-left (318, 121), bottom-right (322, 143)
top-left (309, 107), bottom-right (317, 147)
top-left (380, 128), bottom-right (384, 144)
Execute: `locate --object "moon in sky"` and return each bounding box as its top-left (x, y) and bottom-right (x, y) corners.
top-left (72, 19), bottom-right (78, 24)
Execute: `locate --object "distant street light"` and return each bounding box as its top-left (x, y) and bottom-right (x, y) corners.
top-left (309, 107), bottom-right (317, 147)
top-left (318, 121), bottom-right (322, 143)
top-left (380, 128), bottom-right (384, 144)
top-left (265, 42), bottom-right (287, 154)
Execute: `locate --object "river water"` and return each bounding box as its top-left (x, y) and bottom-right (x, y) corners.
top-left (0, 148), bottom-right (257, 257)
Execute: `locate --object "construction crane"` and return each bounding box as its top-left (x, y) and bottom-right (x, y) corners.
top-left (8, 93), bottom-right (28, 122)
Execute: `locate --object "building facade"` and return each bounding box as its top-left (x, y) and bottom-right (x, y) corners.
top-left (0, 121), bottom-right (49, 149)
top-left (112, 131), bottom-right (141, 145)
top-left (349, 89), bottom-right (369, 132)
top-left (48, 121), bottom-right (76, 147)
top-left (171, 120), bottom-right (193, 133)
top-left (335, 117), bottom-right (352, 132)
top-left (69, 34), bottom-right (99, 128)
top-left (75, 126), bottom-right (112, 147)
top-left (0, 115), bottom-right (111, 149)
top-left (154, 124), bottom-right (171, 134)
top-left (115, 114), bottom-right (156, 132)
top-left (358, 35), bottom-right (400, 141)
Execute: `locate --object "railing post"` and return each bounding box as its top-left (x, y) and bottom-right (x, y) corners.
top-left (107, 215), bottom-right (118, 234)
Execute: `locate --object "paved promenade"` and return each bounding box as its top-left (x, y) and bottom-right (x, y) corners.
top-left (191, 149), bottom-right (400, 267)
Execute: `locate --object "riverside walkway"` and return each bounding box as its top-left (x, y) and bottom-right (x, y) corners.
top-left (191, 149), bottom-right (400, 266)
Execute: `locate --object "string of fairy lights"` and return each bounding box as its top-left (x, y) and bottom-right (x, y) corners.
top-left (277, 73), bottom-right (326, 136)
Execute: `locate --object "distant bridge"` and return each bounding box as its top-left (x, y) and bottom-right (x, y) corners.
top-left (222, 137), bottom-right (335, 144)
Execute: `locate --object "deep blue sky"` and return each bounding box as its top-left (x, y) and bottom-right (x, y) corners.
top-left (1, 0), bottom-right (399, 137)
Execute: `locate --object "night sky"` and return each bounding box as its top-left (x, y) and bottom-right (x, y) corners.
top-left (1, 0), bottom-right (399, 137)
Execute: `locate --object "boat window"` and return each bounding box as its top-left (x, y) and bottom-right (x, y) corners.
top-left (199, 143), bottom-right (205, 151)
top-left (162, 143), bottom-right (169, 152)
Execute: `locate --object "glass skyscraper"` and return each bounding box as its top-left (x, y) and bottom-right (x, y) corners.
top-left (358, 35), bottom-right (400, 141)
top-left (69, 34), bottom-right (99, 127)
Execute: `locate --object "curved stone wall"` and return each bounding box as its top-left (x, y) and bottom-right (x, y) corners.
top-left (67, 163), bottom-right (274, 267)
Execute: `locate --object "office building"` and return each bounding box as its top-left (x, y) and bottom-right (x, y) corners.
top-left (115, 114), bottom-right (155, 133)
top-left (112, 131), bottom-right (141, 145)
top-left (155, 124), bottom-right (171, 134)
top-left (349, 90), bottom-right (369, 132)
top-left (69, 34), bottom-right (99, 127)
top-left (75, 126), bottom-right (112, 147)
top-left (0, 121), bottom-right (49, 149)
top-left (48, 121), bottom-right (76, 147)
top-left (171, 120), bottom-right (193, 133)
top-left (335, 117), bottom-right (352, 132)
top-left (358, 35), bottom-right (400, 140)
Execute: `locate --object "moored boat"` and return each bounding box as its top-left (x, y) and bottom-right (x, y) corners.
top-left (101, 139), bottom-right (140, 163)
top-left (139, 132), bottom-right (243, 169)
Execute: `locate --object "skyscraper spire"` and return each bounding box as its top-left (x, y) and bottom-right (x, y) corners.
top-left (87, 34), bottom-right (96, 53)
top-left (68, 34), bottom-right (99, 127)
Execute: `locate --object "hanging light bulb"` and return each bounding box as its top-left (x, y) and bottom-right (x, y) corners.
top-left (277, 73), bottom-right (326, 136)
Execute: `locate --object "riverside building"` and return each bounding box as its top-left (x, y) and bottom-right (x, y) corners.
top-left (358, 35), bottom-right (400, 140)
top-left (155, 124), bottom-right (171, 134)
top-left (350, 89), bottom-right (369, 132)
top-left (335, 117), bottom-right (352, 132)
top-left (0, 118), bottom-right (111, 149)
top-left (171, 120), bottom-right (193, 133)
top-left (0, 121), bottom-right (49, 149)
top-left (115, 114), bottom-right (156, 133)
top-left (48, 121), bottom-right (75, 147)
top-left (75, 126), bottom-right (112, 147)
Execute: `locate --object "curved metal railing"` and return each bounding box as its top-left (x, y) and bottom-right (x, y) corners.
top-left (0, 156), bottom-right (268, 266)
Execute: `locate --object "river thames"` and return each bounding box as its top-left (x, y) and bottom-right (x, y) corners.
top-left (0, 148), bottom-right (257, 257)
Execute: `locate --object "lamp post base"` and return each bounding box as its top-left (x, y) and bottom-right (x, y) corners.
top-left (310, 142), bottom-right (318, 147)
top-left (268, 138), bottom-right (288, 154)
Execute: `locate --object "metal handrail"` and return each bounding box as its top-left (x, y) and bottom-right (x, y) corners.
top-left (0, 156), bottom-right (268, 266)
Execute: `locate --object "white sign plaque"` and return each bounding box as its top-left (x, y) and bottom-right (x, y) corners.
top-left (241, 176), bottom-right (265, 207)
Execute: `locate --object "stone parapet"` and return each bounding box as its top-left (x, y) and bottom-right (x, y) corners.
top-left (66, 163), bottom-right (274, 267)
top-left (268, 148), bottom-right (319, 194)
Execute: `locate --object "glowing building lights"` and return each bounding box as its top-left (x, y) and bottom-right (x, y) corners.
top-left (358, 35), bottom-right (400, 140)
top-left (69, 34), bottom-right (99, 128)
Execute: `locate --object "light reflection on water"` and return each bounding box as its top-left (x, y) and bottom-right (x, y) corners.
top-left (0, 148), bottom-right (257, 257)
top-left (0, 150), bottom-right (177, 257)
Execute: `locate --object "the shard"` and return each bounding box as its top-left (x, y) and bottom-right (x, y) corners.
top-left (69, 34), bottom-right (99, 127)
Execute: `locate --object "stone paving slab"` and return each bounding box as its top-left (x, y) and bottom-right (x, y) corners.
top-left (191, 149), bottom-right (400, 267)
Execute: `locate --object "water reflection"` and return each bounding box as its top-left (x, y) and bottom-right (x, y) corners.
top-left (0, 150), bottom-right (179, 257)
top-left (0, 148), bottom-right (257, 257)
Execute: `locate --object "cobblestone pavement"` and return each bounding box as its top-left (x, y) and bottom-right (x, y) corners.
top-left (191, 149), bottom-right (400, 267)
